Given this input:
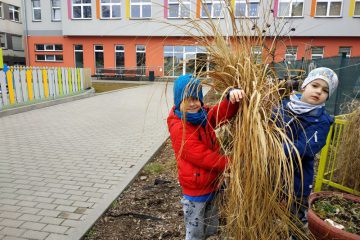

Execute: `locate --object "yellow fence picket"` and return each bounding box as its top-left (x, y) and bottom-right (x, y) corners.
top-left (6, 71), bottom-right (15, 104)
top-left (26, 68), bottom-right (34, 101)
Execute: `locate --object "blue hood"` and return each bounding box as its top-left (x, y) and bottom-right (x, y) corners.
top-left (173, 74), bottom-right (203, 110)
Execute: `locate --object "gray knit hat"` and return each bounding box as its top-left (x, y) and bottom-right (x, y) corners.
top-left (301, 67), bottom-right (339, 98)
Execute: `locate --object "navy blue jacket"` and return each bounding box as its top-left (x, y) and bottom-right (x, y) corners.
top-left (279, 98), bottom-right (333, 197)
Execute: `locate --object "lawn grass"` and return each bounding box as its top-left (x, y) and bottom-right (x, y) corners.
top-left (92, 82), bottom-right (142, 93)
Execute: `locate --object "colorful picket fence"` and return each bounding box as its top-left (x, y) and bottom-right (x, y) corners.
top-left (0, 66), bottom-right (85, 109)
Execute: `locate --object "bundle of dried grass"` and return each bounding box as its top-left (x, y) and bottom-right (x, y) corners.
top-left (180, 1), bottom-right (308, 239)
top-left (337, 103), bottom-right (360, 192)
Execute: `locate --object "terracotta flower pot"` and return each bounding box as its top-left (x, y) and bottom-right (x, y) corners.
top-left (308, 191), bottom-right (360, 240)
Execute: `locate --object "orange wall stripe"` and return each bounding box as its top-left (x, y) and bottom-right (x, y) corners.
top-left (96, 0), bottom-right (100, 19)
top-left (349, 0), bottom-right (356, 17)
top-left (310, 0), bottom-right (316, 17)
top-left (196, 0), bottom-right (201, 18)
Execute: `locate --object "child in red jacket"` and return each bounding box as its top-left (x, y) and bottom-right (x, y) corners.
top-left (167, 74), bottom-right (244, 240)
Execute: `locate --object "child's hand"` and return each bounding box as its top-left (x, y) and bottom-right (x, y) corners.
top-left (229, 89), bottom-right (245, 104)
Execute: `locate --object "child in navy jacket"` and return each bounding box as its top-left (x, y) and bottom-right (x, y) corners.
top-left (279, 67), bottom-right (339, 231)
top-left (167, 74), bottom-right (244, 240)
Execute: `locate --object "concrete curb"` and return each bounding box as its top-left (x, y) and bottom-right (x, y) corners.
top-left (0, 88), bottom-right (95, 118)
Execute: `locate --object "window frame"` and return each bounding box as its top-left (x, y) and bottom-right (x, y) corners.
top-left (74, 44), bottom-right (84, 68)
top-left (130, 0), bottom-right (152, 19)
top-left (100, 0), bottom-right (121, 19)
top-left (72, 0), bottom-right (92, 20)
top-left (0, 2), bottom-right (3, 19)
top-left (94, 44), bottom-right (104, 70)
top-left (234, 0), bottom-right (260, 18)
top-left (338, 47), bottom-right (351, 58)
top-left (285, 46), bottom-right (298, 62)
top-left (201, 0), bottom-right (226, 19)
top-left (136, 44), bottom-right (146, 67)
top-left (168, 0), bottom-right (191, 19)
top-left (9, 5), bottom-right (20, 22)
top-left (311, 46), bottom-right (324, 60)
top-left (36, 54), bottom-right (64, 62)
top-left (354, 0), bottom-right (360, 17)
top-left (51, 0), bottom-right (61, 21)
top-left (251, 46), bottom-right (262, 64)
top-left (315, 0), bottom-right (343, 17)
top-left (277, 0), bottom-right (304, 18)
top-left (31, 0), bottom-right (41, 21)
top-left (35, 44), bottom-right (63, 52)
top-left (0, 33), bottom-right (7, 49)
top-left (115, 45), bottom-right (125, 68)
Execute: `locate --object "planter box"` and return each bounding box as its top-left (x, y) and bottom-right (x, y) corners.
top-left (308, 191), bottom-right (360, 240)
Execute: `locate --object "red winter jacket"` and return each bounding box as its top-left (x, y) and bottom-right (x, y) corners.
top-left (167, 99), bottom-right (239, 196)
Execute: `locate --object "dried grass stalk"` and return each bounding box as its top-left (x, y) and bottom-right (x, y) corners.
top-left (336, 103), bottom-right (360, 192)
top-left (183, 1), bottom-right (309, 239)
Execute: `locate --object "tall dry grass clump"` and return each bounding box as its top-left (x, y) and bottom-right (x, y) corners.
top-left (181, 1), bottom-right (307, 239)
top-left (337, 103), bottom-right (360, 192)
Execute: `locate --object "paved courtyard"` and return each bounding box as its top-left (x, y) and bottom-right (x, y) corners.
top-left (0, 83), bottom-right (173, 240)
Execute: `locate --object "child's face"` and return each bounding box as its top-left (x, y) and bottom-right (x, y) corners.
top-left (180, 97), bottom-right (201, 113)
top-left (301, 79), bottom-right (329, 105)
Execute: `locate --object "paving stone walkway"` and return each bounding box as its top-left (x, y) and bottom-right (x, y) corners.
top-left (0, 83), bottom-right (173, 240)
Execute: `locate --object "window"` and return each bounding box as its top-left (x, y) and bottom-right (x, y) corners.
top-left (164, 45), bottom-right (208, 77)
top-left (168, 0), bottom-right (190, 18)
top-left (11, 36), bottom-right (23, 50)
top-left (278, 0), bottom-right (303, 17)
top-left (315, 0), bottom-right (342, 17)
top-left (311, 47), bottom-right (324, 59)
top-left (101, 0), bottom-right (121, 19)
top-left (94, 45), bottom-right (104, 69)
top-left (51, 0), bottom-right (61, 21)
top-left (9, 5), bottom-right (20, 22)
top-left (35, 44), bottom-right (63, 51)
top-left (74, 45), bottom-right (84, 68)
top-left (338, 47), bottom-right (351, 58)
top-left (36, 54), bottom-right (63, 62)
top-left (32, 0), bottom-right (41, 21)
top-left (0, 2), bottom-right (3, 19)
top-left (201, 0), bottom-right (225, 18)
top-left (354, 0), bottom-right (360, 16)
top-left (130, 0), bottom-right (151, 19)
top-left (235, 0), bottom-right (260, 18)
top-left (0, 33), bottom-right (7, 49)
top-left (285, 46), bottom-right (297, 62)
top-left (115, 45), bottom-right (125, 68)
top-left (251, 46), bottom-right (262, 63)
top-left (136, 45), bottom-right (146, 67)
top-left (72, 0), bottom-right (92, 19)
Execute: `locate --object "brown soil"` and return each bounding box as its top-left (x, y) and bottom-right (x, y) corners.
top-left (83, 90), bottom-right (220, 240)
top-left (83, 139), bottom-right (185, 240)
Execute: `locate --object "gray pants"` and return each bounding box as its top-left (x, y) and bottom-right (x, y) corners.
top-left (181, 198), bottom-right (219, 240)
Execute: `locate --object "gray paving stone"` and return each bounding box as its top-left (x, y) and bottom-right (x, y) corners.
top-left (3, 236), bottom-right (28, 240)
top-left (0, 212), bottom-right (22, 220)
top-left (20, 221), bottom-right (46, 231)
top-left (18, 207), bottom-right (41, 215)
top-left (39, 217), bottom-right (64, 225)
top-left (38, 210), bottom-right (61, 218)
top-left (0, 219), bottom-right (24, 228)
top-left (36, 203), bottom-right (57, 210)
top-left (0, 205), bottom-right (21, 212)
top-left (18, 214), bottom-right (43, 222)
top-left (42, 225), bottom-right (69, 234)
top-left (21, 230), bottom-right (49, 240)
top-left (0, 227), bottom-right (25, 237)
top-left (45, 233), bottom-right (68, 240)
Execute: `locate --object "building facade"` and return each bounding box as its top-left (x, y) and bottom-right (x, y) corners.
top-left (23, 0), bottom-right (360, 77)
top-left (0, 0), bottom-right (25, 66)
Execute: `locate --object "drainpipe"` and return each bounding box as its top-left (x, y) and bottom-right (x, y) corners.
top-left (22, 0), bottom-right (30, 66)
